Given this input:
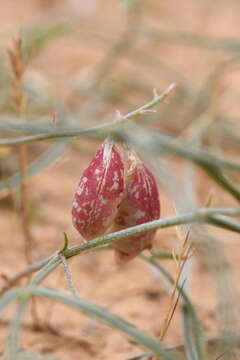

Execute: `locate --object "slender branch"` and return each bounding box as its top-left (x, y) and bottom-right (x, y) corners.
top-left (124, 333), bottom-right (240, 360)
top-left (8, 38), bottom-right (34, 264)
top-left (0, 86), bottom-right (239, 189)
top-left (0, 119), bottom-right (239, 176)
top-left (1, 207), bottom-right (239, 295)
top-left (63, 208), bottom-right (240, 261)
top-left (6, 300), bottom-right (27, 359)
top-left (141, 255), bottom-right (206, 360)
top-left (8, 37), bottom-right (40, 331)
top-left (15, 285), bottom-right (182, 360)
top-left (0, 83), bottom-right (175, 147)
top-left (60, 255), bottom-right (79, 298)
top-left (124, 124), bottom-right (240, 201)
top-left (0, 121), bottom-right (113, 146)
top-left (120, 83), bottom-right (176, 119)
top-left (125, 124), bottom-right (240, 172)
top-left (143, 27), bottom-right (240, 54)
top-left (4, 254), bottom-right (61, 358)
top-left (207, 215), bottom-right (240, 232)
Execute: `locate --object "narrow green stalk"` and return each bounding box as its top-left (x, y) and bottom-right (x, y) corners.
top-left (141, 255), bottom-right (206, 360)
top-left (0, 84), bottom-right (175, 147)
top-left (143, 27), bottom-right (240, 53)
top-left (5, 255), bottom-right (61, 358)
top-left (2, 207), bottom-right (239, 295)
top-left (182, 304), bottom-right (204, 360)
top-left (25, 285), bottom-right (182, 360)
top-left (6, 300), bottom-right (28, 360)
top-left (207, 215), bottom-right (240, 232)
top-left (60, 255), bottom-right (79, 298)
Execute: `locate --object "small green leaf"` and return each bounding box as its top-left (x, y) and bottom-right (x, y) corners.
top-left (59, 232), bottom-right (69, 254)
top-left (204, 190), bottom-right (214, 208)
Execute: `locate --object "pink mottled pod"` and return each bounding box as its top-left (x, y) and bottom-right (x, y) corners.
top-left (112, 151), bottom-right (160, 264)
top-left (72, 140), bottom-right (124, 240)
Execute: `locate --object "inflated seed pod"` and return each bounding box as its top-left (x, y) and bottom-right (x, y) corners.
top-left (72, 140), bottom-right (124, 240)
top-left (112, 152), bottom-right (160, 264)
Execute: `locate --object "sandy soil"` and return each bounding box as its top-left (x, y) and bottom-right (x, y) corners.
top-left (0, 1), bottom-right (239, 359)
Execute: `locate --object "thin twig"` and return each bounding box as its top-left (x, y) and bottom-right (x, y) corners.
top-left (142, 27), bottom-right (240, 54)
top-left (43, 266), bottom-right (64, 329)
top-left (0, 83), bottom-right (176, 147)
top-left (0, 207), bottom-right (239, 296)
top-left (124, 333), bottom-right (240, 360)
top-left (4, 254), bottom-right (60, 358)
top-left (60, 255), bottom-right (79, 298)
top-left (8, 37), bottom-right (40, 329)
top-left (159, 231), bottom-right (192, 341)
top-left (8, 37), bottom-right (33, 265)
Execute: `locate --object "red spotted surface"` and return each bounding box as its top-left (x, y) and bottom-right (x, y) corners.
top-left (113, 155), bottom-right (160, 264)
top-left (72, 141), bottom-right (124, 240)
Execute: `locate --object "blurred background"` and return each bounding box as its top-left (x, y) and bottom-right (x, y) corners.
top-left (0, 1), bottom-right (240, 359)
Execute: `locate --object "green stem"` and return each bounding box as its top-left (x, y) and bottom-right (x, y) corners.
top-left (141, 255), bottom-right (206, 360)
top-left (5, 255), bottom-right (61, 358)
top-left (25, 285), bottom-right (182, 360)
top-left (0, 84), bottom-right (175, 147)
top-left (1, 207), bottom-right (239, 295)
